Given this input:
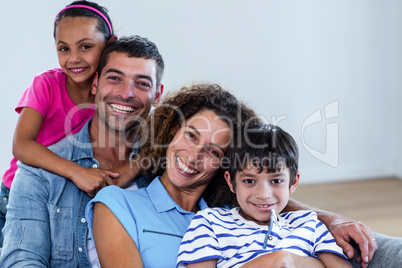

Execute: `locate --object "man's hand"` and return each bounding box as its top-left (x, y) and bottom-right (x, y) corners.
top-left (323, 214), bottom-right (377, 268)
top-left (284, 199), bottom-right (377, 268)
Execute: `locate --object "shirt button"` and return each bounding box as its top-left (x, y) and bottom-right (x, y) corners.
top-left (92, 164), bottom-right (98, 168)
top-left (56, 208), bottom-right (60, 213)
top-left (268, 235), bottom-right (273, 240)
top-left (78, 247), bottom-right (83, 252)
top-left (81, 218), bottom-right (86, 223)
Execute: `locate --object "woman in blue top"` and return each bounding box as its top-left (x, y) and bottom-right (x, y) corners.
top-left (85, 83), bottom-right (328, 267)
top-left (85, 83), bottom-right (260, 267)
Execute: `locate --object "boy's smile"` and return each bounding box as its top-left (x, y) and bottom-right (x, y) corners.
top-left (225, 163), bottom-right (299, 225)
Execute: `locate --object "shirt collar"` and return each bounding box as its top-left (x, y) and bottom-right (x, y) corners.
top-left (68, 119), bottom-right (137, 163)
top-left (147, 177), bottom-right (208, 213)
top-left (233, 207), bottom-right (282, 229)
top-left (66, 119), bottom-right (95, 162)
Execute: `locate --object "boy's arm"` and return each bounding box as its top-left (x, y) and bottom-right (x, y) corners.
top-left (318, 252), bottom-right (352, 268)
top-left (187, 259), bottom-right (217, 268)
top-left (13, 107), bottom-right (118, 197)
top-left (240, 250), bottom-right (325, 268)
top-left (284, 198), bottom-right (377, 268)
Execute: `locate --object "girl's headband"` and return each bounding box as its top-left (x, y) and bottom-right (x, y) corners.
top-left (55, 4), bottom-right (113, 35)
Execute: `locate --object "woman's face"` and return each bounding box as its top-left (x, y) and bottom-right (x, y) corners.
top-left (162, 109), bottom-right (231, 191)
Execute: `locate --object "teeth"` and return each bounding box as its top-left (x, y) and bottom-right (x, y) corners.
top-left (71, 68), bottom-right (85, 72)
top-left (256, 205), bottom-right (270, 208)
top-left (176, 157), bottom-right (198, 174)
top-left (110, 104), bottom-right (135, 113)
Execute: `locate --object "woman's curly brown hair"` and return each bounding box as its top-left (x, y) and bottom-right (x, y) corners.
top-left (138, 83), bottom-right (260, 207)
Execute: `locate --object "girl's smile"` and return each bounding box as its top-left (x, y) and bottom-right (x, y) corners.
top-left (55, 16), bottom-right (107, 88)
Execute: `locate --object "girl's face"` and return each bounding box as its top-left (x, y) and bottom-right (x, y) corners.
top-left (161, 109), bottom-right (231, 193)
top-left (55, 16), bottom-right (107, 86)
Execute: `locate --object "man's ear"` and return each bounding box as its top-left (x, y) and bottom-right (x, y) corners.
top-left (224, 171), bottom-right (235, 193)
top-left (107, 35), bottom-right (118, 43)
top-left (91, 72), bottom-right (99, 95)
top-left (152, 84), bottom-right (164, 107)
top-left (289, 172), bottom-right (300, 194)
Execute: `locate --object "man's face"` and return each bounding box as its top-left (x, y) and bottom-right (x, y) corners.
top-left (92, 51), bottom-right (163, 133)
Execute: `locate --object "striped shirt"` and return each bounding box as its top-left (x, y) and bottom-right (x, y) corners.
top-left (177, 208), bottom-right (348, 268)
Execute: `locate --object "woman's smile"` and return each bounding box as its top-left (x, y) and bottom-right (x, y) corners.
top-left (162, 109), bottom-right (230, 190)
top-left (176, 156), bottom-right (199, 175)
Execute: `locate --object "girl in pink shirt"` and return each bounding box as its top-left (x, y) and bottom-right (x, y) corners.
top-left (0, 0), bottom-right (122, 245)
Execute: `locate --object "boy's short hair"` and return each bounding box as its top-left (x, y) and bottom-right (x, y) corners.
top-left (223, 123), bottom-right (299, 189)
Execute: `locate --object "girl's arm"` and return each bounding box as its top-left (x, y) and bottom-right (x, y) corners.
top-left (108, 159), bottom-right (141, 188)
top-left (13, 107), bottom-right (117, 197)
top-left (93, 202), bottom-right (144, 267)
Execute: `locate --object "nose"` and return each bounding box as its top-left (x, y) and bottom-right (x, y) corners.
top-left (187, 145), bottom-right (203, 164)
top-left (254, 182), bottom-right (272, 200)
top-left (118, 81), bottom-right (136, 100)
top-left (68, 49), bottom-right (81, 64)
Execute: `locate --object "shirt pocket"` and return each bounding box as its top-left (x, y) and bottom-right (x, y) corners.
top-left (48, 204), bottom-right (74, 261)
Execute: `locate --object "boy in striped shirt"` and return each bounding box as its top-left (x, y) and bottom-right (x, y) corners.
top-left (177, 123), bottom-right (352, 268)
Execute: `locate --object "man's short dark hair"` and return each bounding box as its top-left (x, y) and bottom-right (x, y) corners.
top-left (97, 35), bottom-right (164, 87)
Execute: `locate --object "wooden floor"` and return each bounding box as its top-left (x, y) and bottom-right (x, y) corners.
top-left (291, 177), bottom-right (402, 237)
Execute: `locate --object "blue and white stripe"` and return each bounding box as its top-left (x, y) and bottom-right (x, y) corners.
top-left (177, 208), bottom-right (348, 268)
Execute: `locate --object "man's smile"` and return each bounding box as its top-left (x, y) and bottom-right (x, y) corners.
top-left (109, 103), bottom-right (136, 114)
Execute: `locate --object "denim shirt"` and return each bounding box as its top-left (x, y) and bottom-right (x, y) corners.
top-left (1, 120), bottom-right (98, 267)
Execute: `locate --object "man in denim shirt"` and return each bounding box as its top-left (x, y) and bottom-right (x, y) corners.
top-left (0, 35), bottom-right (164, 267)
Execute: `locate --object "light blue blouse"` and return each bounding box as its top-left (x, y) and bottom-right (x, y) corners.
top-left (85, 176), bottom-right (208, 267)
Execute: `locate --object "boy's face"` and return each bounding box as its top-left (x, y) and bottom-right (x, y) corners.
top-left (224, 163), bottom-right (299, 225)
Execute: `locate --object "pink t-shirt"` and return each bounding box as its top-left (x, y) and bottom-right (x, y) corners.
top-left (2, 68), bottom-right (94, 188)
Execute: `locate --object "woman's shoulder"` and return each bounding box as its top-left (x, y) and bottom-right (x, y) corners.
top-left (92, 185), bottom-right (149, 205)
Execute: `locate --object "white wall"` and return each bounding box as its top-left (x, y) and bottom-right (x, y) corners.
top-left (1, 0), bottom-right (401, 184)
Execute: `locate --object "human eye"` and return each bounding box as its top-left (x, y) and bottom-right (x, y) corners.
top-left (107, 75), bottom-right (121, 83)
top-left (134, 80), bottom-right (152, 91)
top-left (185, 131), bottom-right (201, 146)
top-left (185, 131), bottom-right (196, 140)
top-left (271, 179), bottom-right (283, 184)
top-left (58, 46), bottom-right (69, 52)
top-left (207, 147), bottom-right (223, 158)
top-left (243, 178), bottom-right (255, 184)
top-left (208, 148), bottom-right (221, 158)
top-left (81, 44), bottom-right (92, 50)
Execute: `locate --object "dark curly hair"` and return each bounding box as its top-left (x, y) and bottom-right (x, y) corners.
top-left (137, 83), bottom-right (261, 207)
